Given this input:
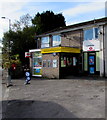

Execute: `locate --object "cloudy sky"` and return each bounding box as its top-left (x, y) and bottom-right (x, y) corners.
top-left (0, 0), bottom-right (106, 46)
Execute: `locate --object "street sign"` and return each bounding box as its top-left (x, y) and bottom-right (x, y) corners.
top-left (25, 52), bottom-right (31, 58)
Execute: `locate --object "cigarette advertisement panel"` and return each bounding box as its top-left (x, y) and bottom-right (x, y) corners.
top-left (30, 49), bottom-right (42, 77)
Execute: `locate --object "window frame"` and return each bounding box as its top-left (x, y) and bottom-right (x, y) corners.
top-left (41, 36), bottom-right (50, 48)
top-left (52, 35), bottom-right (61, 47)
top-left (84, 27), bottom-right (99, 41)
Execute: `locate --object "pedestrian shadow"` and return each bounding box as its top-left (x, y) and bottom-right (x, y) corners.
top-left (2, 99), bottom-right (80, 119)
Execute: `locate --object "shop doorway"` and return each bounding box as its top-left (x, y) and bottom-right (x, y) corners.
top-left (88, 52), bottom-right (96, 74)
top-left (60, 53), bottom-right (80, 78)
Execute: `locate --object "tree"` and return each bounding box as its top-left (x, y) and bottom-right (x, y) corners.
top-left (2, 14), bottom-right (36, 66)
top-left (2, 11), bottom-right (66, 68)
top-left (12, 13), bottom-right (32, 32)
top-left (2, 27), bottom-right (36, 66)
top-left (32, 11), bottom-right (66, 34)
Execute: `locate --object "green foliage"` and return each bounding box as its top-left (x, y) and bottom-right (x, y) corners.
top-left (32, 11), bottom-right (66, 34)
top-left (2, 52), bottom-right (21, 69)
top-left (2, 23), bottom-right (36, 65)
top-left (2, 11), bottom-right (66, 67)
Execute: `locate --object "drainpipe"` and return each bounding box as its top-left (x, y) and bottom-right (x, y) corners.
top-left (103, 25), bottom-right (105, 77)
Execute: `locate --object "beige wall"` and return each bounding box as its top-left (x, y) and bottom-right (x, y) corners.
top-left (42, 53), bottom-right (59, 78)
top-left (61, 30), bottom-right (83, 49)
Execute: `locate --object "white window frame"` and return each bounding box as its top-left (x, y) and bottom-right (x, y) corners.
top-left (52, 35), bottom-right (61, 47)
top-left (84, 27), bottom-right (98, 41)
top-left (41, 36), bottom-right (49, 48)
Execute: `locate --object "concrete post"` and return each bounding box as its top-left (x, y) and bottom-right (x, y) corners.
top-left (104, 25), bottom-right (107, 77)
top-left (99, 26), bottom-right (104, 77)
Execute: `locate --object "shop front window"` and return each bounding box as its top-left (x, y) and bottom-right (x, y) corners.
top-left (41, 37), bottom-right (49, 48)
top-left (61, 56), bottom-right (72, 67)
top-left (84, 27), bottom-right (98, 41)
top-left (52, 35), bottom-right (61, 46)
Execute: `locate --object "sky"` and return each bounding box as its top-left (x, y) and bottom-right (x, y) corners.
top-left (0, 0), bottom-right (107, 46)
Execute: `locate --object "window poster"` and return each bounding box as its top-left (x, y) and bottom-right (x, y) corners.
top-left (73, 57), bottom-right (76, 66)
top-left (67, 57), bottom-right (72, 66)
top-left (61, 57), bottom-right (66, 67)
top-left (35, 68), bottom-right (40, 73)
top-left (90, 67), bottom-right (94, 74)
top-left (33, 68), bottom-right (42, 75)
top-left (64, 57), bottom-right (66, 66)
top-left (67, 57), bottom-right (70, 66)
top-left (43, 60), bottom-right (46, 67)
top-left (53, 59), bottom-right (57, 68)
top-left (48, 60), bottom-right (52, 67)
top-left (89, 56), bottom-right (94, 65)
top-left (33, 58), bottom-right (42, 67)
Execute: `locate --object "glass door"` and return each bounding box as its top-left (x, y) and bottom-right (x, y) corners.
top-left (88, 53), bottom-right (96, 74)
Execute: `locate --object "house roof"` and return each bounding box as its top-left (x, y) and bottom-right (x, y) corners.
top-left (36, 17), bottom-right (107, 37)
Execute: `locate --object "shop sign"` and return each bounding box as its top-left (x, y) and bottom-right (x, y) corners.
top-left (41, 47), bottom-right (80, 54)
top-left (25, 52), bottom-right (31, 58)
top-left (88, 46), bottom-right (95, 51)
top-left (83, 40), bottom-right (100, 51)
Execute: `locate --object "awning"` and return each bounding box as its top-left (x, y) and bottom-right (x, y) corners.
top-left (41, 47), bottom-right (80, 54)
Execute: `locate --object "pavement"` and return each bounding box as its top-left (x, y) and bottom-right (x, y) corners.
top-left (1, 75), bottom-right (106, 119)
top-left (0, 67), bottom-right (2, 120)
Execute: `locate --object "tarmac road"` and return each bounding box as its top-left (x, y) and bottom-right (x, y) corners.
top-left (2, 77), bottom-right (106, 119)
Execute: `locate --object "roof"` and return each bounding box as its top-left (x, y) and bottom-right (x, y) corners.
top-left (36, 17), bottom-right (107, 37)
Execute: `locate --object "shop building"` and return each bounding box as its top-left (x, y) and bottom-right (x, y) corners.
top-left (29, 17), bottom-right (107, 78)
